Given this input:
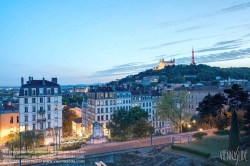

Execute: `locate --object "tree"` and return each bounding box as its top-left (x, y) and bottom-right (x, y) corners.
top-left (62, 106), bottom-right (79, 137)
top-left (228, 110), bottom-right (240, 151)
top-left (224, 84), bottom-right (249, 112)
top-left (132, 118), bottom-right (151, 139)
top-left (215, 114), bottom-right (228, 130)
top-left (22, 130), bottom-right (36, 153)
top-left (243, 103), bottom-right (250, 132)
top-left (196, 93), bottom-right (227, 129)
top-left (107, 109), bottom-right (131, 141)
top-left (129, 106), bottom-right (148, 124)
top-left (154, 90), bottom-right (189, 133)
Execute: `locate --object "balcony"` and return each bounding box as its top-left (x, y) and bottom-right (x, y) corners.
top-left (38, 110), bottom-right (45, 113)
top-left (37, 118), bottom-right (46, 122)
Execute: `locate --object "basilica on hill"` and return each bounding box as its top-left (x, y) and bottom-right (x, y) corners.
top-left (153, 47), bottom-right (195, 70)
top-left (153, 58), bottom-right (175, 70)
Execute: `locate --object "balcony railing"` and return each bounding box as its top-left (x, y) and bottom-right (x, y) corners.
top-left (37, 118), bottom-right (46, 122)
top-left (38, 110), bottom-right (45, 113)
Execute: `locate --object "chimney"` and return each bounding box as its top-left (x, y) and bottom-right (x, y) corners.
top-left (52, 77), bottom-right (57, 84)
top-left (21, 77), bottom-right (24, 86)
top-left (29, 76), bottom-right (32, 83)
top-left (42, 78), bottom-right (45, 85)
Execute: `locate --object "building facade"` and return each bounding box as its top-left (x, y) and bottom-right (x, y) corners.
top-left (153, 58), bottom-right (175, 70)
top-left (83, 85), bottom-right (116, 136)
top-left (18, 77), bottom-right (62, 144)
top-left (115, 86), bottom-right (131, 111)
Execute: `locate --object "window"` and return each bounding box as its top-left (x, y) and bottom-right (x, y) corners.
top-left (40, 123), bottom-right (43, 130)
top-left (106, 115), bottom-right (108, 120)
top-left (40, 106), bottom-right (43, 111)
top-left (105, 93), bottom-right (108, 98)
top-left (10, 116), bottom-right (13, 123)
top-left (149, 108), bottom-right (151, 113)
top-left (47, 97), bottom-right (50, 103)
top-left (54, 97), bottom-right (58, 102)
top-left (32, 106), bottom-right (36, 112)
top-left (54, 105), bottom-right (58, 110)
top-left (55, 113), bottom-right (58, 119)
top-left (117, 95), bottom-right (119, 98)
top-left (39, 88), bottom-right (43, 95)
top-left (128, 94), bottom-right (131, 97)
top-left (48, 122), bottom-right (51, 128)
top-left (110, 100), bottom-right (113, 105)
top-left (97, 101), bottom-right (100, 106)
top-left (48, 114), bottom-right (51, 120)
top-left (32, 98), bottom-right (36, 103)
top-left (97, 116), bottom-right (100, 121)
top-left (54, 88), bottom-right (58, 95)
top-left (33, 124), bottom-right (36, 130)
top-left (126, 100), bottom-right (128, 104)
top-left (149, 102), bottom-right (151, 106)
top-left (32, 115), bottom-right (36, 121)
top-left (129, 100), bottom-right (131, 103)
top-left (105, 100), bottom-right (108, 105)
top-left (97, 108), bottom-right (100, 113)
top-left (110, 93), bottom-right (113, 98)
top-left (47, 89), bottom-right (51, 95)
top-left (101, 108), bottom-right (103, 113)
top-left (24, 98), bottom-right (28, 104)
top-left (25, 125), bottom-right (28, 131)
top-left (47, 105), bottom-right (50, 111)
top-left (40, 98), bottom-right (43, 103)
top-left (101, 116), bottom-right (104, 121)
top-left (17, 116), bottom-right (19, 123)
top-left (106, 108), bottom-right (108, 113)
top-left (110, 107), bottom-right (112, 112)
top-left (25, 116), bottom-right (28, 122)
top-left (123, 100), bottom-right (125, 104)
top-left (32, 89), bottom-right (36, 95)
top-left (126, 106), bottom-right (128, 110)
top-left (24, 89), bottom-right (28, 96)
top-left (143, 103), bottom-right (145, 107)
top-left (25, 107), bottom-right (28, 113)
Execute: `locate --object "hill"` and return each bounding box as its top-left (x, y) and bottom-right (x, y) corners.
top-left (116, 64), bottom-right (250, 85)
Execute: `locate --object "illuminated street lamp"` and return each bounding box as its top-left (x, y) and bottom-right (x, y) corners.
top-left (10, 128), bottom-right (14, 156)
top-left (199, 128), bottom-right (203, 131)
top-left (188, 124), bottom-right (191, 132)
top-left (19, 125), bottom-right (25, 166)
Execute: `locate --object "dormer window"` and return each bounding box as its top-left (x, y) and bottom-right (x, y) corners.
top-left (105, 93), bottom-right (108, 98)
top-left (47, 88), bottom-right (51, 95)
top-left (32, 89), bottom-right (36, 95)
top-left (24, 89), bottom-right (28, 96)
top-left (39, 88), bottom-right (43, 95)
top-left (54, 88), bottom-right (58, 95)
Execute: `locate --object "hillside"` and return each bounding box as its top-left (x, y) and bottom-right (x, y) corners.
top-left (116, 64), bottom-right (250, 85)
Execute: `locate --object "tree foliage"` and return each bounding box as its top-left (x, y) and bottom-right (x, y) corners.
top-left (132, 118), bottom-right (151, 139)
top-left (196, 93), bottom-right (227, 129)
top-left (154, 90), bottom-right (189, 133)
top-left (62, 106), bottom-right (79, 137)
top-left (107, 107), bottom-right (149, 141)
top-left (228, 110), bottom-right (240, 151)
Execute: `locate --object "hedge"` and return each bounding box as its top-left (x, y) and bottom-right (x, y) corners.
top-left (59, 142), bottom-right (85, 151)
top-left (171, 145), bottom-right (210, 158)
top-left (192, 132), bottom-right (208, 140)
top-left (214, 130), bottom-right (230, 135)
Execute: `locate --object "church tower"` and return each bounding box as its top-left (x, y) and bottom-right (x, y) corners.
top-left (191, 46), bottom-right (196, 65)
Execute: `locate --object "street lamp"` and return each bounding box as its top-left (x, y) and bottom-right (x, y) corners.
top-left (10, 128), bottom-right (14, 156)
top-left (188, 124), bottom-right (191, 132)
top-left (55, 128), bottom-right (58, 159)
top-left (19, 125), bottom-right (25, 166)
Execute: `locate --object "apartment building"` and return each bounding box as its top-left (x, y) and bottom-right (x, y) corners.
top-left (131, 89), bottom-right (153, 122)
top-left (18, 77), bottom-right (62, 144)
top-left (175, 84), bottom-right (222, 115)
top-left (115, 85), bottom-right (131, 111)
top-left (83, 85), bottom-right (116, 136)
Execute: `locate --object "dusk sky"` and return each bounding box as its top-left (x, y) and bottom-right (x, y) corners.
top-left (1, 0), bottom-right (250, 86)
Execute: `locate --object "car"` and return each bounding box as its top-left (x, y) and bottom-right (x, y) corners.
top-left (68, 140), bottom-right (75, 144)
top-left (60, 141), bottom-right (66, 145)
top-left (39, 144), bottom-right (46, 147)
top-left (75, 140), bottom-right (83, 143)
top-left (49, 142), bottom-right (55, 146)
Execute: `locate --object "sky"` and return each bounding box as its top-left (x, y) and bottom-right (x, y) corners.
top-left (0, 0), bottom-right (250, 86)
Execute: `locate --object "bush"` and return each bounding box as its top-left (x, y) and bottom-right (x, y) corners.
top-left (192, 132), bottom-right (208, 140)
top-left (171, 145), bottom-right (210, 158)
top-left (214, 130), bottom-right (230, 135)
top-left (59, 142), bottom-right (84, 151)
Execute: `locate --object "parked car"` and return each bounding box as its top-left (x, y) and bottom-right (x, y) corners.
top-left (49, 142), bottom-right (55, 146)
top-left (68, 140), bottom-right (75, 144)
top-left (39, 144), bottom-right (46, 147)
top-left (75, 140), bottom-right (83, 143)
top-left (60, 141), bottom-right (66, 145)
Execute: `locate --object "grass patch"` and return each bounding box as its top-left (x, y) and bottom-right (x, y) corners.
top-left (171, 145), bottom-right (210, 158)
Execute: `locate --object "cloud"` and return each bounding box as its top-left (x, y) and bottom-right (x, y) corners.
top-left (177, 47), bottom-right (250, 64)
top-left (159, 2), bottom-right (250, 27)
top-left (176, 25), bottom-right (208, 33)
top-left (140, 38), bottom-right (200, 50)
top-left (196, 39), bottom-right (243, 53)
top-left (88, 62), bottom-right (156, 78)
